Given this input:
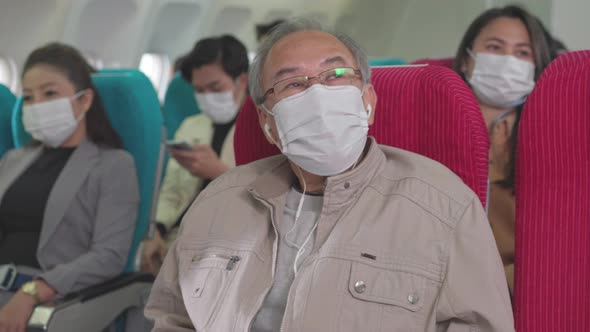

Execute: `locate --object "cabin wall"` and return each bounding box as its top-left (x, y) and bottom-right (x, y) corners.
top-left (551, 0), bottom-right (590, 51)
top-left (0, 0), bottom-right (72, 69)
top-left (335, 0), bottom-right (553, 61)
top-left (0, 0), bottom-right (585, 75)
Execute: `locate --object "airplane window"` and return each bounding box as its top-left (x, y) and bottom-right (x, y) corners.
top-left (83, 52), bottom-right (104, 70)
top-left (213, 7), bottom-right (252, 35)
top-left (0, 56), bottom-right (19, 93)
top-left (139, 53), bottom-right (171, 103)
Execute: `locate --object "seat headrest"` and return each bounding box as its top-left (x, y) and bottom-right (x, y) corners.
top-left (369, 58), bottom-right (406, 66)
top-left (0, 84), bottom-right (15, 157)
top-left (369, 65), bottom-right (488, 205)
top-left (411, 57), bottom-right (455, 69)
top-left (162, 72), bottom-right (200, 139)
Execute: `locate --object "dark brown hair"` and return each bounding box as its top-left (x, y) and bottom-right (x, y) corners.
top-left (180, 35), bottom-right (249, 83)
top-left (23, 42), bottom-right (123, 149)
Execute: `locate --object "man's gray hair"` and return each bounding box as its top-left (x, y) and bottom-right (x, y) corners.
top-left (249, 17), bottom-right (371, 105)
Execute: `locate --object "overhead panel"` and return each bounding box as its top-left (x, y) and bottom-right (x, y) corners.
top-left (212, 6), bottom-right (252, 36)
top-left (148, 2), bottom-right (202, 56)
top-left (74, 0), bottom-right (138, 66)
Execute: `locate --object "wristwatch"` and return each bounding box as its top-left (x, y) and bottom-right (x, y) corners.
top-left (21, 281), bottom-right (41, 304)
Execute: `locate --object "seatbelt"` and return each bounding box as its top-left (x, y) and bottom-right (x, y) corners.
top-left (0, 264), bottom-right (34, 291)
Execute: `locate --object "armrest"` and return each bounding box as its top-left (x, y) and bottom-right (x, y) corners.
top-left (62, 272), bottom-right (154, 303)
top-left (28, 273), bottom-right (154, 332)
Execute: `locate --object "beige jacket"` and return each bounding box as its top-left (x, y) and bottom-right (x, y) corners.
top-left (145, 138), bottom-right (514, 332)
top-left (156, 114), bottom-right (236, 232)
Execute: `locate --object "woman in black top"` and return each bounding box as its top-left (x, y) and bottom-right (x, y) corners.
top-left (0, 43), bottom-right (139, 331)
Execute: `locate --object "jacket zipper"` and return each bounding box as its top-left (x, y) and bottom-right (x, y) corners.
top-left (247, 194), bottom-right (280, 331)
top-left (280, 238), bottom-right (316, 332)
top-left (192, 254), bottom-right (241, 270)
top-left (190, 253), bottom-right (241, 329)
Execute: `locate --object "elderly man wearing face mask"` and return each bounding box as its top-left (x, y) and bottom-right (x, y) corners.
top-left (145, 19), bottom-right (514, 332)
top-left (141, 35), bottom-right (249, 274)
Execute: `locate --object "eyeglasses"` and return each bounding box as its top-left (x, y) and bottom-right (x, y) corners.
top-left (262, 67), bottom-right (362, 103)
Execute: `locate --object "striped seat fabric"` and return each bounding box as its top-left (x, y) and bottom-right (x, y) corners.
top-left (233, 96), bottom-right (280, 165)
top-left (370, 66), bottom-right (488, 206)
top-left (233, 65), bottom-right (488, 206)
top-left (514, 50), bottom-right (590, 332)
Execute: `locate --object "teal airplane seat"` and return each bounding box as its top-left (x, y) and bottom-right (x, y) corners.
top-left (369, 57), bottom-right (407, 66)
top-left (162, 72), bottom-right (200, 140)
top-left (0, 84), bottom-right (15, 158)
top-left (17, 70), bottom-right (165, 332)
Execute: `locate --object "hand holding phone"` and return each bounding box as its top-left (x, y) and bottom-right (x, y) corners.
top-left (166, 140), bottom-right (193, 151)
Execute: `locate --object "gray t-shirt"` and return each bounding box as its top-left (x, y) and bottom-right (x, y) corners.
top-left (250, 187), bottom-right (323, 332)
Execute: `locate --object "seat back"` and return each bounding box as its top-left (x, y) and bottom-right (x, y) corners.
top-left (0, 84), bottom-right (15, 158)
top-left (162, 72), bottom-right (200, 140)
top-left (12, 70), bottom-right (164, 272)
top-left (233, 96), bottom-right (279, 165)
top-left (234, 65), bottom-right (489, 207)
top-left (514, 50), bottom-right (590, 332)
top-left (10, 97), bottom-right (29, 147)
top-left (370, 65), bottom-right (488, 206)
top-left (411, 57), bottom-right (455, 69)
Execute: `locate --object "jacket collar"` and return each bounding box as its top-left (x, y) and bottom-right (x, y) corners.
top-left (38, 139), bottom-right (100, 251)
top-left (0, 146), bottom-right (43, 206)
top-left (248, 137), bottom-right (385, 207)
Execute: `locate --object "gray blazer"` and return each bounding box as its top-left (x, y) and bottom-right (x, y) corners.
top-left (0, 139), bottom-right (139, 294)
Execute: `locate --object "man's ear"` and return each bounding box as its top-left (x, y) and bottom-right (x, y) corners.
top-left (362, 84), bottom-right (377, 125)
top-left (256, 105), bottom-right (275, 145)
top-left (238, 73), bottom-right (249, 90)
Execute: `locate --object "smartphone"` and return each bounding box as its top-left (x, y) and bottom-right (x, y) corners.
top-left (166, 140), bottom-right (193, 151)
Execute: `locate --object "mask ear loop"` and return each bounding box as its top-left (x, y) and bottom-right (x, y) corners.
top-left (264, 122), bottom-right (277, 146)
top-left (359, 84), bottom-right (373, 120)
top-left (262, 103), bottom-right (280, 147)
top-left (71, 90), bottom-right (90, 122)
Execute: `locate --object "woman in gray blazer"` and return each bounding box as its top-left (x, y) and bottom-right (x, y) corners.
top-left (0, 43), bottom-right (139, 332)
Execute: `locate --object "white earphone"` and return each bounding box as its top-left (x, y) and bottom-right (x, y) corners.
top-left (264, 122), bottom-right (277, 145)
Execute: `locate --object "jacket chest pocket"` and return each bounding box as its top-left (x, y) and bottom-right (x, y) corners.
top-left (179, 252), bottom-right (241, 331)
top-left (338, 261), bottom-right (437, 332)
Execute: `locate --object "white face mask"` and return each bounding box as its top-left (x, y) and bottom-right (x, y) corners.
top-left (266, 84), bottom-right (370, 176)
top-left (195, 90), bottom-right (240, 124)
top-left (468, 51), bottom-right (535, 109)
top-left (23, 92), bottom-right (86, 147)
